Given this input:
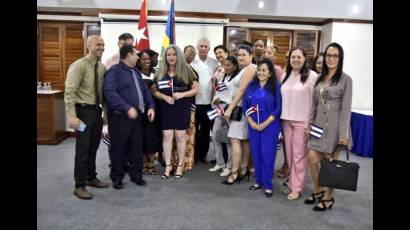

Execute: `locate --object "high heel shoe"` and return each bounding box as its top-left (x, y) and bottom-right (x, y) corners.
top-left (239, 167), bottom-right (250, 182)
top-left (313, 197), bottom-right (334, 211)
top-left (174, 164), bottom-right (184, 179)
top-left (161, 165), bottom-right (172, 179)
top-left (304, 191), bottom-right (325, 204)
top-left (222, 171), bottom-right (240, 185)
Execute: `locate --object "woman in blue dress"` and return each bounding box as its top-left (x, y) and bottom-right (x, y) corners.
top-left (242, 58), bottom-right (282, 197)
top-left (152, 45), bottom-right (198, 180)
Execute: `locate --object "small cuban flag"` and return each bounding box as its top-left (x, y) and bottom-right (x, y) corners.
top-left (310, 124), bottom-right (324, 138)
top-left (276, 132), bottom-right (282, 150)
top-left (207, 106), bottom-right (224, 120)
top-left (215, 82), bottom-right (228, 92)
top-left (245, 105), bottom-right (258, 117)
top-left (191, 104), bottom-right (196, 112)
top-left (158, 79), bottom-right (173, 89)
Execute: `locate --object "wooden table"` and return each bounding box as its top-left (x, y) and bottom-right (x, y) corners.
top-left (37, 90), bottom-right (67, 144)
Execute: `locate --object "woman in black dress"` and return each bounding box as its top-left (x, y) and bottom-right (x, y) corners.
top-left (137, 51), bottom-right (162, 175)
top-left (152, 45), bottom-right (198, 179)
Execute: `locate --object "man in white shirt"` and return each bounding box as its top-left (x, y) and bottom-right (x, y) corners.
top-left (103, 33), bottom-right (134, 70)
top-left (191, 37), bottom-right (219, 163)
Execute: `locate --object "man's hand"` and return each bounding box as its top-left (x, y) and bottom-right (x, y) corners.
top-left (128, 107), bottom-right (138, 119)
top-left (102, 125), bottom-right (109, 137)
top-left (147, 108), bottom-right (155, 122)
top-left (70, 116), bottom-right (81, 130)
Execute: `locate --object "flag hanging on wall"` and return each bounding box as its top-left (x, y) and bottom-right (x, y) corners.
top-left (160, 0), bottom-right (175, 57)
top-left (135, 0), bottom-right (150, 51)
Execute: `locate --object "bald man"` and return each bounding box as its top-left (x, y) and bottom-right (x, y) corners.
top-left (65, 35), bottom-right (109, 200)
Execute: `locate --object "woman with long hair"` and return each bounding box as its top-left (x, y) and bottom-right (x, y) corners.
top-left (305, 43), bottom-right (352, 211)
top-left (280, 46), bottom-right (318, 200)
top-left (152, 45), bottom-right (198, 179)
top-left (243, 58), bottom-right (282, 197)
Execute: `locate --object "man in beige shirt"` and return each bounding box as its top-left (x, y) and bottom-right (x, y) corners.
top-left (103, 33), bottom-right (134, 70)
top-left (64, 35), bottom-right (109, 200)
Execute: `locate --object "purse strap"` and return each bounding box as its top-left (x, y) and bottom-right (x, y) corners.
top-left (331, 144), bottom-right (350, 162)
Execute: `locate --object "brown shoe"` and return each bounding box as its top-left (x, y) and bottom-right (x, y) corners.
top-left (73, 187), bottom-right (92, 200)
top-left (86, 178), bottom-right (109, 188)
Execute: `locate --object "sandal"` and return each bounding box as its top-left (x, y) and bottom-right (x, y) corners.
top-left (174, 164), bottom-right (184, 179)
top-left (161, 165), bottom-right (172, 179)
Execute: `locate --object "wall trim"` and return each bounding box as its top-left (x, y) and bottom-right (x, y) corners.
top-left (321, 19), bottom-right (373, 25)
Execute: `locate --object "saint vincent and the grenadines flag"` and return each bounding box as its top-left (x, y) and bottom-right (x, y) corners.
top-left (160, 0), bottom-right (175, 57)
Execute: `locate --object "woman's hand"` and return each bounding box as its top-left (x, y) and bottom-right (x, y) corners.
top-left (224, 108), bottom-right (232, 121)
top-left (163, 95), bottom-right (175, 105)
top-left (173, 92), bottom-right (185, 100)
top-left (339, 139), bottom-right (348, 145)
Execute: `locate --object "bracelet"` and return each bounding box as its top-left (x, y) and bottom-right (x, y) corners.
top-left (269, 115), bottom-right (275, 121)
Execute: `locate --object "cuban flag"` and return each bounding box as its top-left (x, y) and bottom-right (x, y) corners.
top-left (215, 82), bottom-right (228, 92)
top-left (191, 104), bottom-right (196, 112)
top-left (207, 106), bottom-right (224, 120)
top-left (245, 105), bottom-right (258, 117)
top-left (158, 79), bottom-right (173, 89)
top-left (310, 124), bottom-right (324, 138)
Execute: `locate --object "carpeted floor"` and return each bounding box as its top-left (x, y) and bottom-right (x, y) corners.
top-left (37, 138), bottom-right (372, 230)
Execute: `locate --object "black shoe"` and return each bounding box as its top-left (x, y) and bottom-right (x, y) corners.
top-left (239, 167), bottom-right (250, 182)
top-left (249, 184), bottom-right (261, 190)
top-left (264, 190), bottom-right (273, 198)
top-left (174, 164), bottom-right (184, 179)
top-left (222, 171), bottom-right (240, 185)
top-left (161, 165), bottom-right (172, 180)
top-left (313, 198), bottom-right (335, 211)
top-left (283, 179), bottom-right (289, 187)
top-left (304, 191), bottom-right (325, 204)
top-left (113, 181), bottom-right (123, 190)
top-left (131, 178), bottom-right (146, 186)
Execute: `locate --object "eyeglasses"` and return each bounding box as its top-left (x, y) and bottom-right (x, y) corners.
top-left (326, 54), bottom-right (339, 59)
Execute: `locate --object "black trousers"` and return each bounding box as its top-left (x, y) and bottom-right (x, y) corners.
top-left (108, 111), bottom-right (143, 183)
top-left (74, 105), bottom-right (103, 188)
top-left (194, 104), bottom-right (212, 162)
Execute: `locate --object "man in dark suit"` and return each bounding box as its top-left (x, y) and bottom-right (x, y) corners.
top-left (103, 45), bottom-right (156, 189)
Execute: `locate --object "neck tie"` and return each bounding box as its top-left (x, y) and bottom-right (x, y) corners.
top-left (131, 69), bottom-right (145, 114)
top-left (94, 62), bottom-right (100, 105)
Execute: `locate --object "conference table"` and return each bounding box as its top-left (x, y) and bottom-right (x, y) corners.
top-left (350, 109), bottom-right (373, 158)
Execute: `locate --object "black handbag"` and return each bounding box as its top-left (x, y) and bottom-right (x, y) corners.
top-left (225, 104), bottom-right (242, 121)
top-left (318, 145), bottom-right (360, 192)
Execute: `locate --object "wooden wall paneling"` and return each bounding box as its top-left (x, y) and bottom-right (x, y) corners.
top-left (64, 23), bottom-right (84, 84)
top-left (272, 31), bottom-right (292, 69)
top-left (38, 22), bottom-right (64, 90)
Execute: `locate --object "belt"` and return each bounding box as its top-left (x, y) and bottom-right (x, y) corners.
top-left (75, 103), bottom-right (101, 110)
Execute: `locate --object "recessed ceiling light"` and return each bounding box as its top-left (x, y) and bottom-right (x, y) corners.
top-left (352, 5), bottom-right (360, 14)
top-left (161, 0), bottom-right (167, 5)
top-left (258, 1), bottom-right (265, 9)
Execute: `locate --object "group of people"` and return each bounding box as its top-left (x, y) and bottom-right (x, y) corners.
top-left (64, 33), bottom-right (353, 212)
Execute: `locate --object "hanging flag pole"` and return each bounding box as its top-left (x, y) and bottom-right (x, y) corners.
top-left (160, 0), bottom-right (175, 58)
top-left (135, 0), bottom-right (150, 51)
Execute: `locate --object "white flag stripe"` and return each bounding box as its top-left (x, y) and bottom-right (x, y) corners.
top-left (310, 130), bottom-right (322, 138)
top-left (311, 125), bottom-right (323, 133)
top-left (158, 85), bottom-right (171, 89)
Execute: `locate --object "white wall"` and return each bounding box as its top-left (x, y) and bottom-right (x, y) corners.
top-left (321, 22), bottom-right (373, 111)
top-left (38, 0), bottom-right (373, 20)
top-left (101, 22), bottom-right (224, 63)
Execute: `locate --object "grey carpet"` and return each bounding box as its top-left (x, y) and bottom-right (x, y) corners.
top-left (37, 138), bottom-right (372, 230)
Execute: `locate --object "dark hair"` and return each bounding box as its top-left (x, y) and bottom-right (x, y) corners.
top-left (136, 51), bottom-right (151, 72)
top-left (118, 33), bottom-right (134, 41)
top-left (120, 44), bottom-right (136, 60)
top-left (311, 52), bottom-right (324, 73)
top-left (239, 40), bottom-right (254, 48)
top-left (184, 45), bottom-right (195, 52)
top-left (315, 42), bottom-right (344, 87)
top-left (213, 45), bottom-right (229, 54)
top-left (250, 58), bottom-right (277, 94)
top-left (238, 44), bottom-right (253, 55)
top-left (253, 39), bottom-right (265, 47)
top-left (223, 55), bottom-right (239, 82)
top-left (144, 49), bottom-right (158, 57)
top-left (282, 46), bottom-right (310, 85)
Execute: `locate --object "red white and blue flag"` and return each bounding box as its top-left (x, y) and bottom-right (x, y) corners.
top-left (207, 105), bottom-right (224, 120)
top-left (158, 79), bottom-right (173, 89)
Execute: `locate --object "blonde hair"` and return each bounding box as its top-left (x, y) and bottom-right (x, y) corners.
top-left (155, 45), bottom-right (196, 86)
